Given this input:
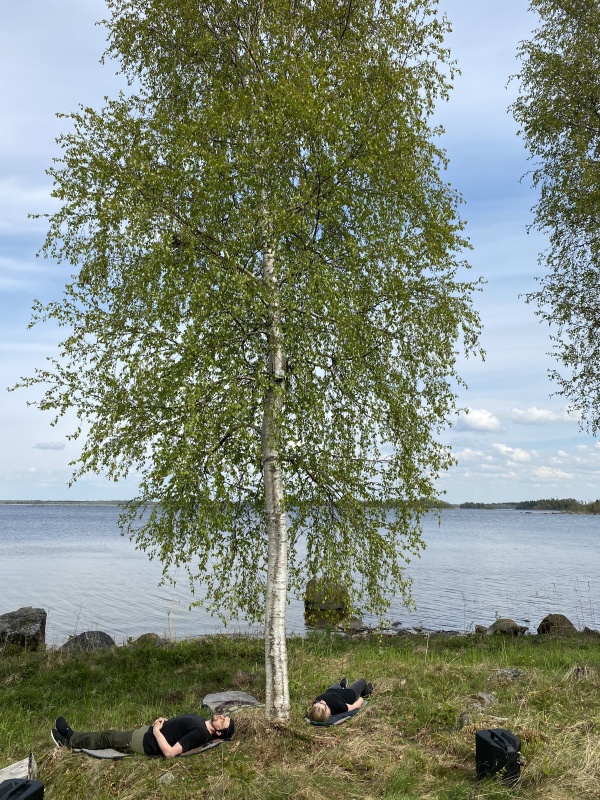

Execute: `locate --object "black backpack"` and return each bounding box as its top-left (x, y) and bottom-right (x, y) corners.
top-left (475, 728), bottom-right (522, 784)
top-left (0, 780), bottom-right (44, 799)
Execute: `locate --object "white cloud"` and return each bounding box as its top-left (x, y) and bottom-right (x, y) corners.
top-left (455, 408), bottom-right (501, 432)
top-left (491, 443), bottom-right (534, 463)
top-left (508, 406), bottom-right (580, 425)
top-left (532, 466), bottom-right (573, 480)
top-left (33, 442), bottom-right (66, 451)
top-left (454, 447), bottom-right (491, 462)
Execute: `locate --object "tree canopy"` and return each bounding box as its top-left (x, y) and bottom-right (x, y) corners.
top-left (18, 0), bottom-right (481, 717)
top-left (512, 0), bottom-right (600, 432)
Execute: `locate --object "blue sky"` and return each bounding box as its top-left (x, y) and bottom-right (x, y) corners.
top-left (1, 0), bottom-right (598, 503)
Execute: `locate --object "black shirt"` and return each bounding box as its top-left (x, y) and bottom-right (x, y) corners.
top-left (142, 714), bottom-right (212, 756)
top-left (313, 688), bottom-right (355, 715)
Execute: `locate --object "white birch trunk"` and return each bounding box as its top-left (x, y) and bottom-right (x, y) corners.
top-left (261, 232), bottom-right (290, 721)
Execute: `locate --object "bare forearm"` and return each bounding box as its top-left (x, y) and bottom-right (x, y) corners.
top-left (152, 718), bottom-right (182, 758)
top-left (346, 697), bottom-right (364, 712)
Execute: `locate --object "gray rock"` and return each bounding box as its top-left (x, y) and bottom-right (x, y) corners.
top-left (341, 617), bottom-right (369, 635)
top-left (132, 633), bottom-right (167, 646)
top-left (583, 626), bottom-right (600, 636)
top-left (485, 618), bottom-right (528, 636)
top-left (537, 613), bottom-right (577, 635)
top-left (475, 625), bottom-right (488, 634)
top-left (488, 668), bottom-right (524, 681)
top-left (158, 772), bottom-right (175, 786)
top-left (468, 691), bottom-right (497, 710)
top-left (0, 607), bottom-right (46, 651)
top-left (59, 630), bottom-right (116, 652)
top-left (457, 712), bottom-right (471, 728)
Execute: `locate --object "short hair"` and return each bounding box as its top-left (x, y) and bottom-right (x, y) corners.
top-left (221, 717), bottom-right (235, 740)
top-left (308, 704), bottom-right (328, 723)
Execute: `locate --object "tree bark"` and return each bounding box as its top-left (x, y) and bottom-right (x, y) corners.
top-left (261, 232), bottom-right (290, 721)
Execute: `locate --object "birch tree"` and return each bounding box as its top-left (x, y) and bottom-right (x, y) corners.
top-left (512, 0), bottom-right (600, 432)
top-left (19, 0), bottom-right (481, 719)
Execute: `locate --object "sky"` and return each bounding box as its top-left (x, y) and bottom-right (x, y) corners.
top-left (0, 0), bottom-right (598, 504)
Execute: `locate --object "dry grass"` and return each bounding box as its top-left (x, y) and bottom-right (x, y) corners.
top-left (562, 664), bottom-right (598, 683)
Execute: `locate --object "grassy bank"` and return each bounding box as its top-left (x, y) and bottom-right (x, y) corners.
top-left (2, 632), bottom-right (600, 799)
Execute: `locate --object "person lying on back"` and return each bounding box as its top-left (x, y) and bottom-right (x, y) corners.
top-left (51, 712), bottom-right (234, 758)
top-left (309, 677), bottom-right (373, 722)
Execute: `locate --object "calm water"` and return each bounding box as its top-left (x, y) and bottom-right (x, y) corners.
top-left (0, 505), bottom-right (598, 646)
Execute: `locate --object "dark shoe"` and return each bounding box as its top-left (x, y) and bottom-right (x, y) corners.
top-left (339, 677), bottom-right (347, 689)
top-left (51, 728), bottom-right (69, 748)
top-left (55, 716), bottom-right (74, 741)
top-left (361, 682), bottom-right (374, 698)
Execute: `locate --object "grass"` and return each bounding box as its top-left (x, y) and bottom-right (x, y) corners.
top-left (2, 631), bottom-right (600, 799)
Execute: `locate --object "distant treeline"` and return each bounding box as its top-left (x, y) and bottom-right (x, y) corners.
top-left (514, 498), bottom-right (600, 513)
top-left (460, 498), bottom-right (600, 514)
top-left (0, 500), bottom-right (128, 506)
top-left (4, 498), bottom-right (598, 513)
top-left (459, 502), bottom-right (517, 510)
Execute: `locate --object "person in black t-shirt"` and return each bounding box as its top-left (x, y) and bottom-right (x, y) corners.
top-left (51, 712), bottom-right (234, 758)
top-left (309, 677), bottom-right (373, 722)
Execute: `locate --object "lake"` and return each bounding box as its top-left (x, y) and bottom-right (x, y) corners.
top-left (0, 504), bottom-right (597, 646)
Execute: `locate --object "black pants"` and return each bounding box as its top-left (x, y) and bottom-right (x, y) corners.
top-left (327, 679), bottom-right (367, 700)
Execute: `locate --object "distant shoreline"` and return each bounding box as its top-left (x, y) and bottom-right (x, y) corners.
top-left (1, 499), bottom-right (598, 513)
top-left (0, 500), bottom-right (129, 506)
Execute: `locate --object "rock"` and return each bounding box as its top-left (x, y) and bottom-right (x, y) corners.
top-left (537, 613), bottom-right (577, 635)
top-left (469, 691), bottom-right (497, 710)
top-left (457, 712), bottom-right (471, 728)
top-left (341, 617), bottom-right (368, 635)
top-left (132, 633), bottom-right (167, 646)
top-left (583, 626), bottom-right (600, 636)
top-left (0, 607), bottom-right (46, 651)
top-left (158, 772), bottom-right (175, 786)
top-left (304, 578), bottom-right (350, 612)
top-left (488, 668), bottom-right (524, 681)
top-left (475, 625), bottom-right (488, 634)
top-left (59, 630), bottom-right (116, 652)
top-left (485, 618), bottom-right (528, 636)
top-left (304, 578), bottom-right (351, 626)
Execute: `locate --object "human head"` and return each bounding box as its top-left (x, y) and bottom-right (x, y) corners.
top-left (211, 714), bottom-right (235, 739)
top-left (308, 701), bottom-right (329, 723)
